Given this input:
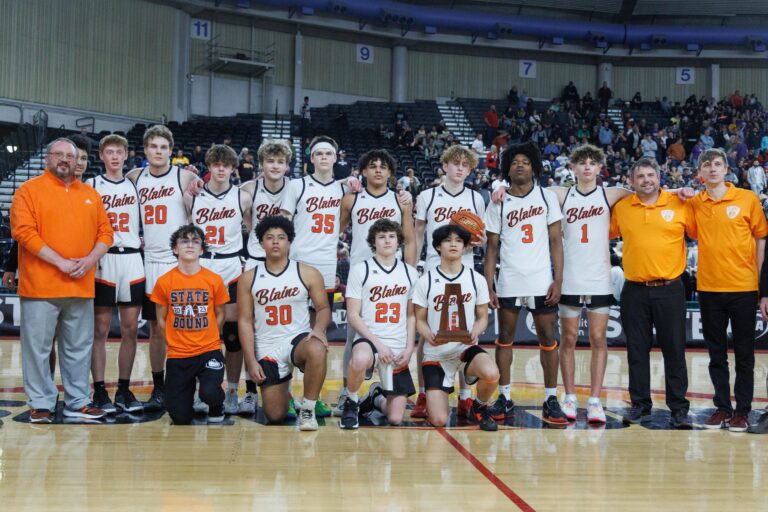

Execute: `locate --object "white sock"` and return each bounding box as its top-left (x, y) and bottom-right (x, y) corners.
top-left (302, 398), bottom-right (316, 411)
top-left (588, 396), bottom-right (601, 405)
top-left (499, 385), bottom-right (511, 400)
top-left (565, 393), bottom-right (577, 403)
top-left (348, 391), bottom-right (359, 402)
top-left (374, 394), bottom-right (387, 411)
top-left (228, 382), bottom-right (238, 393)
top-left (545, 388), bottom-right (557, 399)
top-left (419, 387), bottom-right (425, 394)
top-left (459, 389), bottom-right (472, 400)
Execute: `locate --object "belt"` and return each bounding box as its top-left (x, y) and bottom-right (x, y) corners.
top-left (202, 251), bottom-right (240, 260)
top-left (108, 247), bottom-right (141, 254)
top-left (630, 277), bottom-right (680, 287)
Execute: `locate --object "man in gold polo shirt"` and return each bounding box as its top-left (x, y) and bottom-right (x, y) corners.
top-left (610, 157), bottom-right (695, 429)
top-left (690, 148), bottom-right (767, 432)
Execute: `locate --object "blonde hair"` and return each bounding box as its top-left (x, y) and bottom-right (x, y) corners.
top-left (142, 125), bottom-right (174, 149)
top-left (99, 134), bottom-right (128, 152)
top-left (440, 145), bottom-right (478, 169)
top-left (257, 139), bottom-right (293, 164)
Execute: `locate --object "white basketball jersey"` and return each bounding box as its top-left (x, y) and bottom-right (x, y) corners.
top-left (349, 189), bottom-right (402, 265)
top-left (282, 175), bottom-right (344, 268)
top-left (484, 185), bottom-right (563, 296)
top-left (89, 176), bottom-right (141, 249)
top-left (191, 185), bottom-right (243, 254)
top-left (250, 260), bottom-right (310, 358)
top-left (412, 265), bottom-right (489, 361)
top-left (345, 258), bottom-right (415, 351)
top-left (415, 186), bottom-right (486, 271)
top-left (561, 186), bottom-right (612, 295)
top-left (135, 166), bottom-right (188, 263)
top-left (247, 178), bottom-right (289, 259)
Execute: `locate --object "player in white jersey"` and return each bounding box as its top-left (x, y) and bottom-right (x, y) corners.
top-left (341, 219), bottom-right (417, 429)
top-left (87, 134), bottom-right (145, 414)
top-left (126, 125), bottom-right (199, 411)
top-left (412, 145), bottom-right (486, 419)
top-left (238, 140), bottom-right (293, 413)
top-left (334, 149), bottom-right (416, 416)
top-left (242, 140), bottom-right (292, 272)
top-left (238, 216), bottom-right (330, 431)
top-left (184, 144), bottom-right (253, 416)
top-left (413, 225), bottom-right (499, 431)
top-left (484, 142), bottom-right (568, 425)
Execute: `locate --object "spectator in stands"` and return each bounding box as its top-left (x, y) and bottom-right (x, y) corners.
top-left (507, 86), bottom-right (519, 109)
top-left (336, 249), bottom-right (350, 286)
top-left (191, 144), bottom-right (205, 169)
top-left (700, 128), bottom-right (715, 150)
top-left (667, 136), bottom-right (686, 166)
top-left (378, 123), bottom-right (394, 144)
top-left (222, 136), bottom-right (232, 146)
top-left (661, 96), bottom-right (672, 116)
top-left (237, 147), bottom-right (249, 165)
top-left (492, 130), bottom-right (510, 152)
top-left (333, 150), bottom-right (351, 180)
top-left (471, 132), bottom-right (485, 169)
top-left (747, 160), bottom-right (766, 195)
top-left (171, 149), bottom-right (189, 168)
top-left (732, 135), bottom-right (749, 162)
top-left (691, 140), bottom-right (705, 166)
top-left (631, 92), bottom-right (643, 109)
top-left (484, 104), bottom-right (499, 147)
top-left (486, 145), bottom-right (499, 174)
top-left (126, 149), bottom-right (143, 170)
top-left (598, 81), bottom-right (612, 110)
top-left (598, 121), bottom-right (614, 147)
top-left (399, 168), bottom-right (421, 199)
top-left (238, 152), bottom-right (256, 183)
top-left (300, 96), bottom-right (311, 121)
top-left (581, 91), bottom-right (594, 114)
top-left (412, 125), bottom-right (428, 149)
top-left (543, 139), bottom-right (560, 157)
top-left (731, 90), bottom-right (744, 110)
top-left (393, 106), bottom-right (408, 127)
top-left (641, 132), bottom-right (658, 161)
top-left (562, 81), bottom-right (579, 103)
top-left (11, 138), bottom-right (113, 423)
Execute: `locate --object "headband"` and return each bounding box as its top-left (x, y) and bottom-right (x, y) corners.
top-left (311, 142), bottom-right (337, 156)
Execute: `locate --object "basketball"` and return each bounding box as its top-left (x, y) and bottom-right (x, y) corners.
top-left (449, 210), bottom-right (485, 242)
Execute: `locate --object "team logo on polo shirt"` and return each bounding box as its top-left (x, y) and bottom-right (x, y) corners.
top-left (661, 210), bottom-right (675, 222)
top-left (726, 206), bottom-right (740, 219)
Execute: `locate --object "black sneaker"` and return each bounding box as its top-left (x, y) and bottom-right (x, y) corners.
top-left (488, 395), bottom-right (515, 421)
top-left (670, 410), bottom-right (692, 430)
top-left (340, 398), bottom-right (360, 430)
top-left (358, 383), bottom-right (384, 417)
top-left (144, 387), bottom-right (165, 412)
top-left (747, 412), bottom-right (768, 434)
top-left (623, 404), bottom-right (652, 424)
top-left (207, 405), bottom-right (225, 424)
top-left (470, 401), bottom-right (498, 432)
top-left (92, 387), bottom-right (116, 415)
top-left (115, 388), bottom-right (144, 413)
top-left (542, 396), bottom-right (569, 425)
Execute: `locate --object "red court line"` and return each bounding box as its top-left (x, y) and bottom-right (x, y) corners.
top-left (0, 380), bottom-right (154, 394)
top-left (437, 427), bottom-right (536, 512)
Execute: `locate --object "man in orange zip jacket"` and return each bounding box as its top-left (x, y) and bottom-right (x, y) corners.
top-left (10, 138), bottom-right (113, 423)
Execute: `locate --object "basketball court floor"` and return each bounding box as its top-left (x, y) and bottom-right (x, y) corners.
top-left (0, 339), bottom-right (766, 511)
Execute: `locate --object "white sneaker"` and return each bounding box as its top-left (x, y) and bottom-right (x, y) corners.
top-left (298, 406), bottom-right (318, 431)
top-left (238, 392), bottom-right (258, 414)
top-left (562, 396), bottom-right (578, 421)
top-left (223, 389), bottom-right (239, 415)
top-left (193, 395), bottom-right (209, 414)
top-left (587, 402), bottom-right (607, 424)
top-left (332, 388), bottom-right (349, 417)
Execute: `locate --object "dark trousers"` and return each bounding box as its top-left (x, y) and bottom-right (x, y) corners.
top-left (698, 291), bottom-right (757, 415)
top-left (165, 349), bottom-right (225, 425)
top-left (620, 279), bottom-right (689, 413)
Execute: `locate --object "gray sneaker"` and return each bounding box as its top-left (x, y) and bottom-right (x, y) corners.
top-left (238, 392), bottom-right (258, 415)
top-left (332, 388), bottom-right (349, 417)
top-left (298, 406), bottom-right (318, 431)
top-left (223, 389), bottom-right (239, 415)
top-left (193, 394), bottom-right (209, 414)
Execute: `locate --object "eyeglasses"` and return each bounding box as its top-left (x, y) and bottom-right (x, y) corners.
top-left (178, 238), bottom-right (203, 246)
top-left (49, 152), bottom-right (77, 161)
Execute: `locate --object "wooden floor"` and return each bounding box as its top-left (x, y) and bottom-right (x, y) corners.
top-left (1, 339), bottom-right (767, 511)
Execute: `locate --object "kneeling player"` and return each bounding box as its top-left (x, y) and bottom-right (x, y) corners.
top-left (238, 216), bottom-right (330, 431)
top-left (413, 225), bottom-right (499, 431)
top-left (342, 219), bottom-right (417, 429)
top-left (151, 225), bottom-right (229, 425)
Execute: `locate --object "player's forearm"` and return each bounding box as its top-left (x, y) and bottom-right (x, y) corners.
top-left (313, 305), bottom-right (332, 333)
top-left (238, 319), bottom-right (258, 366)
top-left (549, 236), bottom-right (564, 282)
top-left (405, 314), bottom-right (416, 351)
top-left (484, 241), bottom-right (498, 289)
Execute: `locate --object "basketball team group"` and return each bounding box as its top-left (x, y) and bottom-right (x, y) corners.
top-left (8, 123), bottom-right (767, 433)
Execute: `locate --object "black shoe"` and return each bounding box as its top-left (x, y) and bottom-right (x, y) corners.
top-left (358, 383), bottom-right (383, 417)
top-left (747, 412), bottom-right (768, 434)
top-left (488, 395), bottom-right (515, 421)
top-left (542, 396), bottom-right (569, 425)
top-left (623, 404), bottom-right (652, 424)
top-left (340, 398), bottom-right (359, 430)
top-left (144, 387), bottom-right (165, 412)
top-left (470, 401), bottom-right (498, 432)
top-left (670, 410), bottom-right (692, 430)
top-left (207, 405), bottom-right (224, 423)
top-left (114, 388), bottom-right (144, 413)
top-left (92, 387), bottom-right (116, 414)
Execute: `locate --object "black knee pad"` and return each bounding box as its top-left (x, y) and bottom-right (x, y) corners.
top-left (223, 322), bottom-right (240, 352)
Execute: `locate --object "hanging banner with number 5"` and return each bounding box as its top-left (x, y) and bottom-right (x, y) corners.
top-left (676, 67), bottom-right (695, 85)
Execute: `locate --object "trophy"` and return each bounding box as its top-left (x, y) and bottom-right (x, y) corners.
top-left (434, 283), bottom-right (472, 344)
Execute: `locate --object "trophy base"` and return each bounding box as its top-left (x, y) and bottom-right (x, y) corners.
top-left (434, 330), bottom-right (473, 345)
